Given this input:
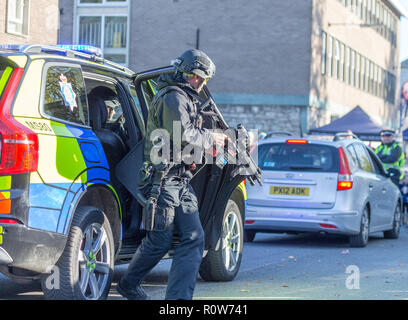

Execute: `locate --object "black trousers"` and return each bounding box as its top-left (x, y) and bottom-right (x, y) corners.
top-left (122, 174), bottom-right (204, 300)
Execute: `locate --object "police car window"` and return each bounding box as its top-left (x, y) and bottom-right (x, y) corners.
top-left (84, 77), bottom-right (129, 144)
top-left (353, 143), bottom-right (375, 173)
top-left (43, 66), bottom-right (88, 126)
top-left (127, 84), bottom-right (145, 134)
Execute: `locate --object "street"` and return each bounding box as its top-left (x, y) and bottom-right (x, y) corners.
top-left (2, 228), bottom-right (408, 300)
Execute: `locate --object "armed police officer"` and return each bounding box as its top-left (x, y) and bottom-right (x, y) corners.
top-left (117, 49), bottom-right (228, 300)
top-left (375, 129), bottom-right (405, 185)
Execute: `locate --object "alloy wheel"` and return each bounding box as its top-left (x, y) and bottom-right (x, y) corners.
top-left (77, 223), bottom-right (111, 300)
top-left (222, 210), bottom-right (241, 272)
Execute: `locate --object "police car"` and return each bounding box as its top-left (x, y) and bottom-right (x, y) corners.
top-left (0, 45), bottom-right (251, 300)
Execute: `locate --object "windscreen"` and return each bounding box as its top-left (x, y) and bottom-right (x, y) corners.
top-left (258, 143), bottom-right (340, 172)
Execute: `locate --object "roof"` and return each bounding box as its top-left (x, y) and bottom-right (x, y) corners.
top-left (309, 106), bottom-right (384, 141)
top-left (388, 0), bottom-right (408, 18)
top-left (0, 44), bottom-right (135, 76)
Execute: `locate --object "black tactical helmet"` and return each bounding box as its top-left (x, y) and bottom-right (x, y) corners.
top-left (172, 49), bottom-right (216, 79)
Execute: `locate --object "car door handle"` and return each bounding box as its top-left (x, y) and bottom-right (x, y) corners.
top-left (369, 184), bottom-right (374, 190)
top-left (382, 188), bottom-right (387, 193)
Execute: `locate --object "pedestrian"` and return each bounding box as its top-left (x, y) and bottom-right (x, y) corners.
top-left (375, 129), bottom-right (405, 185)
top-left (117, 49), bottom-right (228, 300)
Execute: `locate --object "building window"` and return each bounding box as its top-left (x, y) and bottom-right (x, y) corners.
top-left (345, 46), bottom-right (350, 84)
top-left (78, 15), bottom-right (128, 65)
top-left (374, 64), bottom-right (378, 96)
top-left (340, 43), bottom-right (345, 82)
top-left (365, 60), bottom-right (370, 93)
top-left (356, 53), bottom-right (360, 89)
top-left (362, 60), bottom-right (365, 92)
top-left (79, 16), bottom-right (102, 47)
top-left (7, 0), bottom-right (29, 36)
top-left (321, 32), bottom-right (327, 75)
top-left (327, 36), bottom-right (333, 77)
top-left (351, 50), bottom-right (355, 87)
top-left (334, 40), bottom-right (340, 79)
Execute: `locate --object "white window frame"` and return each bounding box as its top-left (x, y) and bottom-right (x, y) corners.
top-left (7, 0), bottom-right (30, 36)
top-left (76, 13), bottom-right (130, 67)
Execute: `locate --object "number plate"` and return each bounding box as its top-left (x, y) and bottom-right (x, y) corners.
top-left (270, 186), bottom-right (310, 196)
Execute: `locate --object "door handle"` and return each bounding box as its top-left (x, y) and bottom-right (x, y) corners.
top-left (369, 184), bottom-right (374, 190)
top-left (382, 188), bottom-right (387, 193)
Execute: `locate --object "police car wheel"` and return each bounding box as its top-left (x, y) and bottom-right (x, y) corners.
top-left (384, 204), bottom-right (401, 240)
top-left (41, 206), bottom-right (114, 300)
top-left (199, 199), bottom-right (243, 282)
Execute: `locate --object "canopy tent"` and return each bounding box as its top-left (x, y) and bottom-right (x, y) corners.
top-left (309, 106), bottom-right (384, 141)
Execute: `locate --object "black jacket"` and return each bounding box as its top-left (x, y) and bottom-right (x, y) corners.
top-left (144, 73), bottom-right (213, 165)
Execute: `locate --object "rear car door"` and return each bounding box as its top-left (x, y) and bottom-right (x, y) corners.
top-left (352, 142), bottom-right (385, 229)
top-left (366, 146), bottom-right (396, 226)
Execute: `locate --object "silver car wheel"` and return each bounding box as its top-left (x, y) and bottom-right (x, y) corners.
top-left (394, 205), bottom-right (401, 233)
top-left (78, 223), bottom-right (111, 300)
top-left (361, 209), bottom-right (369, 243)
top-left (222, 210), bottom-right (241, 272)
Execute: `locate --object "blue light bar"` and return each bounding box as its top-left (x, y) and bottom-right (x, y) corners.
top-left (58, 45), bottom-right (103, 57)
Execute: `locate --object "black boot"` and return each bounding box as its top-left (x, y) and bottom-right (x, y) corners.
top-left (117, 278), bottom-right (151, 300)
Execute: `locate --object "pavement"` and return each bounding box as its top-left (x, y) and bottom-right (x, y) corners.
top-left (2, 227), bottom-right (408, 300)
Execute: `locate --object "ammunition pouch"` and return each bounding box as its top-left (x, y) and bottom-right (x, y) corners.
top-left (142, 197), bottom-right (175, 231)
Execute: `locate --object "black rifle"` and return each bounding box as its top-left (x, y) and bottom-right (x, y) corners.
top-left (198, 95), bottom-right (262, 186)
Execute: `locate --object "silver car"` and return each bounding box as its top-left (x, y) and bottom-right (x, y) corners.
top-left (245, 136), bottom-right (402, 247)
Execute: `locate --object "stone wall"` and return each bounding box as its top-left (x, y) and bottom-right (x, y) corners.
top-left (217, 104), bottom-right (302, 136)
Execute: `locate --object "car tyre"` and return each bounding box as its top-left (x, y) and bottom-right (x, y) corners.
top-left (349, 206), bottom-right (369, 248)
top-left (244, 230), bottom-right (256, 242)
top-left (384, 204), bottom-right (401, 240)
top-left (41, 206), bottom-right (114, 300)
top-left (199, 199), bottom-right (243, 282)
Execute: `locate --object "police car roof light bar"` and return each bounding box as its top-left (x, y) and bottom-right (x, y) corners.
top-left (0, 44), bottom-right (129, 73)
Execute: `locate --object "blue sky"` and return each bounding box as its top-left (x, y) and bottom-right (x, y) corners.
top-left (400, 0), bottom-right (408, 61)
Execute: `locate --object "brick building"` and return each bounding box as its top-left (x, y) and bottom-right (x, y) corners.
top-left (0, 0), bottom-right (59, 45)
top-left (58, 0), bottom-right (407, 135)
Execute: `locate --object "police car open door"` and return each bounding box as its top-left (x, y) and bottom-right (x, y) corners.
top-left (117, 66), bottom-right (261, 254)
